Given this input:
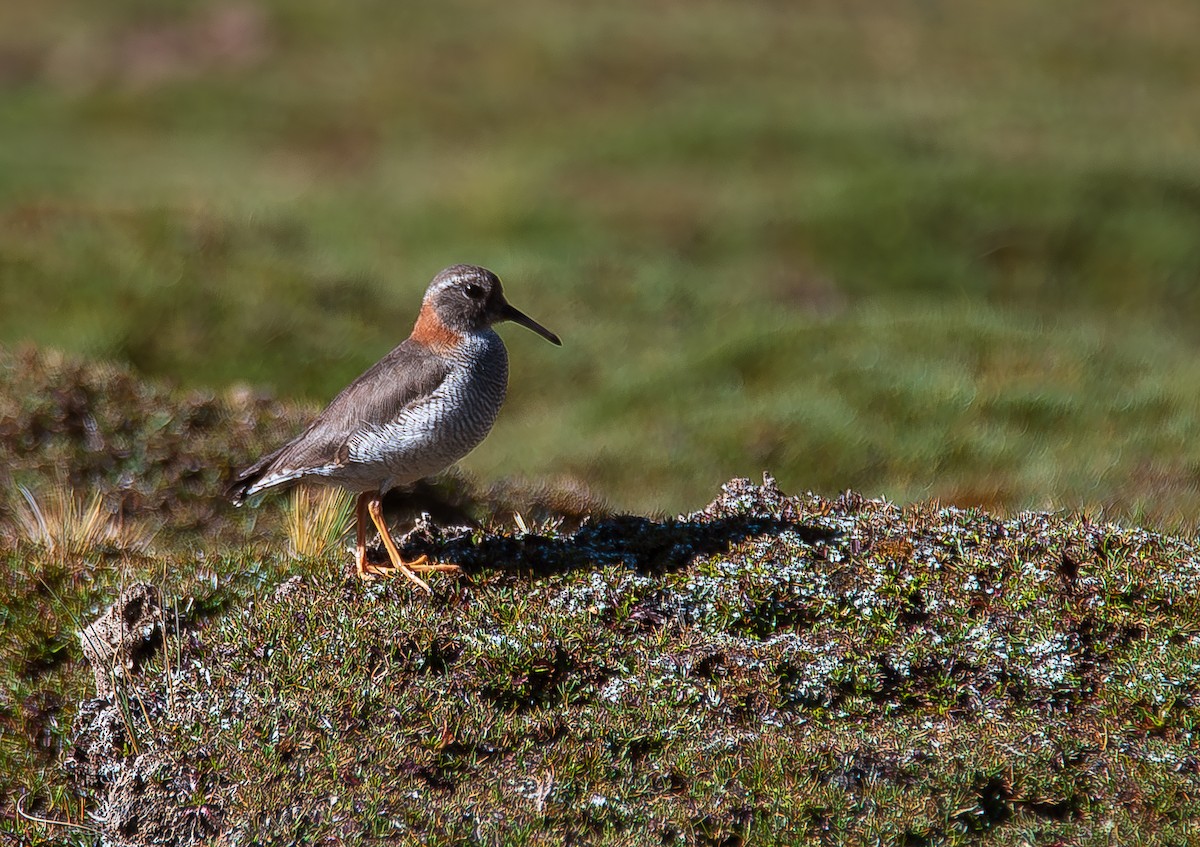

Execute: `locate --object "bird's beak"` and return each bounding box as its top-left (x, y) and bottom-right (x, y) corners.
top-left (501, 303), bottom-right (562, 345)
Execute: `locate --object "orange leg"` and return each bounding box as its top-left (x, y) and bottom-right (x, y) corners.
top-left (361, 494), bottom-right (428, 591)
top-left (359, 494), bottom-right (461, 590)
top-left (354, 492), bottom-right (371, 579)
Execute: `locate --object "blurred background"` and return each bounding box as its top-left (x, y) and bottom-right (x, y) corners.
top-left (1, 0), bottom-right (1198, 524)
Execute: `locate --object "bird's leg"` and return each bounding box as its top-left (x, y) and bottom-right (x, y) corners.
top-left (354, 492), bottom-right (371, 579)
top-left (364, 495), bottom-right (431, 592)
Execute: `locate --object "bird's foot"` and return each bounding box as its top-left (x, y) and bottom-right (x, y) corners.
top-left (360, 497), bottom-right (461, 592)
top-left (408, 561), bottom-right (463, 573)
top-left (356, 555), bottom-right (460, 591)
top-left (358, 556), bottom-right (429, 592)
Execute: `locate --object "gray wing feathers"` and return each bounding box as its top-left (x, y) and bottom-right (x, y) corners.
top-left (227, 340), bottom-right (450, 502)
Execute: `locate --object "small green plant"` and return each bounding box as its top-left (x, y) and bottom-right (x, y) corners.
top-left (285, 485), bottom-right (353, 559)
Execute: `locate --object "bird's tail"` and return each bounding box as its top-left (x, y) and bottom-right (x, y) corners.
top-left (225, 447), bottom-right (286, 505)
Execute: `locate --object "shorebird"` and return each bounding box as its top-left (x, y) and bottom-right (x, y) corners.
top-left (227, 264), bottom-right (561, 591)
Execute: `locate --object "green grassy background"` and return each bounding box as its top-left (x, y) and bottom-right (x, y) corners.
top-left (1, 0), bottom-right (1199, 520)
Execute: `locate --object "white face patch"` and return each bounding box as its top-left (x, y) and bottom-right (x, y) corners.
top-left (425, 265), bottom-right (500, 302)
top-left (431, 273), bottom-right (470, 294)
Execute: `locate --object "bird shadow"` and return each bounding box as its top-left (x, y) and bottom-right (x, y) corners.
top-left (391, 512), bottom-right (840, 580)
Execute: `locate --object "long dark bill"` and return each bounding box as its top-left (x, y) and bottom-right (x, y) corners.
top-left (503, 303), bottom-right (562, 345)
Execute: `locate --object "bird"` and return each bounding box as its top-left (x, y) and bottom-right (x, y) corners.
top-left (227, 264), bottom-right (561, 591)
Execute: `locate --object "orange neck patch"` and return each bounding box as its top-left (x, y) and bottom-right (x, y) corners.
top-left (411, 302), bottom-right (463, 352)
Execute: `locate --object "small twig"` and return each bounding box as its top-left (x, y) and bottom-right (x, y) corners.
top-left (16, 793), bottom-right (103, 837)
top-left (175, 602), bottom-right (184, 685)
top-left (134, 685), bottom-right (156, 735)
top-left (157, 573), bottom-right (176, 716)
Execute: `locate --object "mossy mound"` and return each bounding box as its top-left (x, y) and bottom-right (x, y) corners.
top-left (63, 477), bottom-right (1200, 846)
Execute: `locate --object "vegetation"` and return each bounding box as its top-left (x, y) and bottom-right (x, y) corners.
top-left (0, 354), bottom-right (1196, 844)
top-left (1, 0), bottom-right (1199, 517)
top-left (284, 486), bottom-right (354, 560)
top-left (7, 471), bottom-right (1200, 845)
top-left (2, 1), bottom-right (1199, 843)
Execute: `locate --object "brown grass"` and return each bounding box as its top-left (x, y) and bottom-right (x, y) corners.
top-left (285, 484), bottom-right (353, 559)
top-left (10, 484), bottom-right (152, 558)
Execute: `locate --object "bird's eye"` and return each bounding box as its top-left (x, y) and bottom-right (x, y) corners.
top-left (464, 283), bottom-right (484, 300)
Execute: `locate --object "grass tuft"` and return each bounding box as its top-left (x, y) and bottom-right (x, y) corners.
top-left (285, 485), bottom-right (354, 559)
top-left (10, 484), bottom-right (151, 557)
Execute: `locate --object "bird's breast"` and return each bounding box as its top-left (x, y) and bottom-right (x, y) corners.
top-left (348, 331), bottom-right (509, 485)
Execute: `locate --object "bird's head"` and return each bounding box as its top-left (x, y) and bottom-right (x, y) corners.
top-left (421, 264), bottom-right (561, 345)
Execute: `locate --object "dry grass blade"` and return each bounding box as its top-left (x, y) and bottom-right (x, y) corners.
top-left (13, 484), bottom-right (151, 556)
top-left (286, 485), bottom-right (354, 558)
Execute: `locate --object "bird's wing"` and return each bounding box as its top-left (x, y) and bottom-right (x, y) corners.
top-left (227, 340), bottom-right (450, 500)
